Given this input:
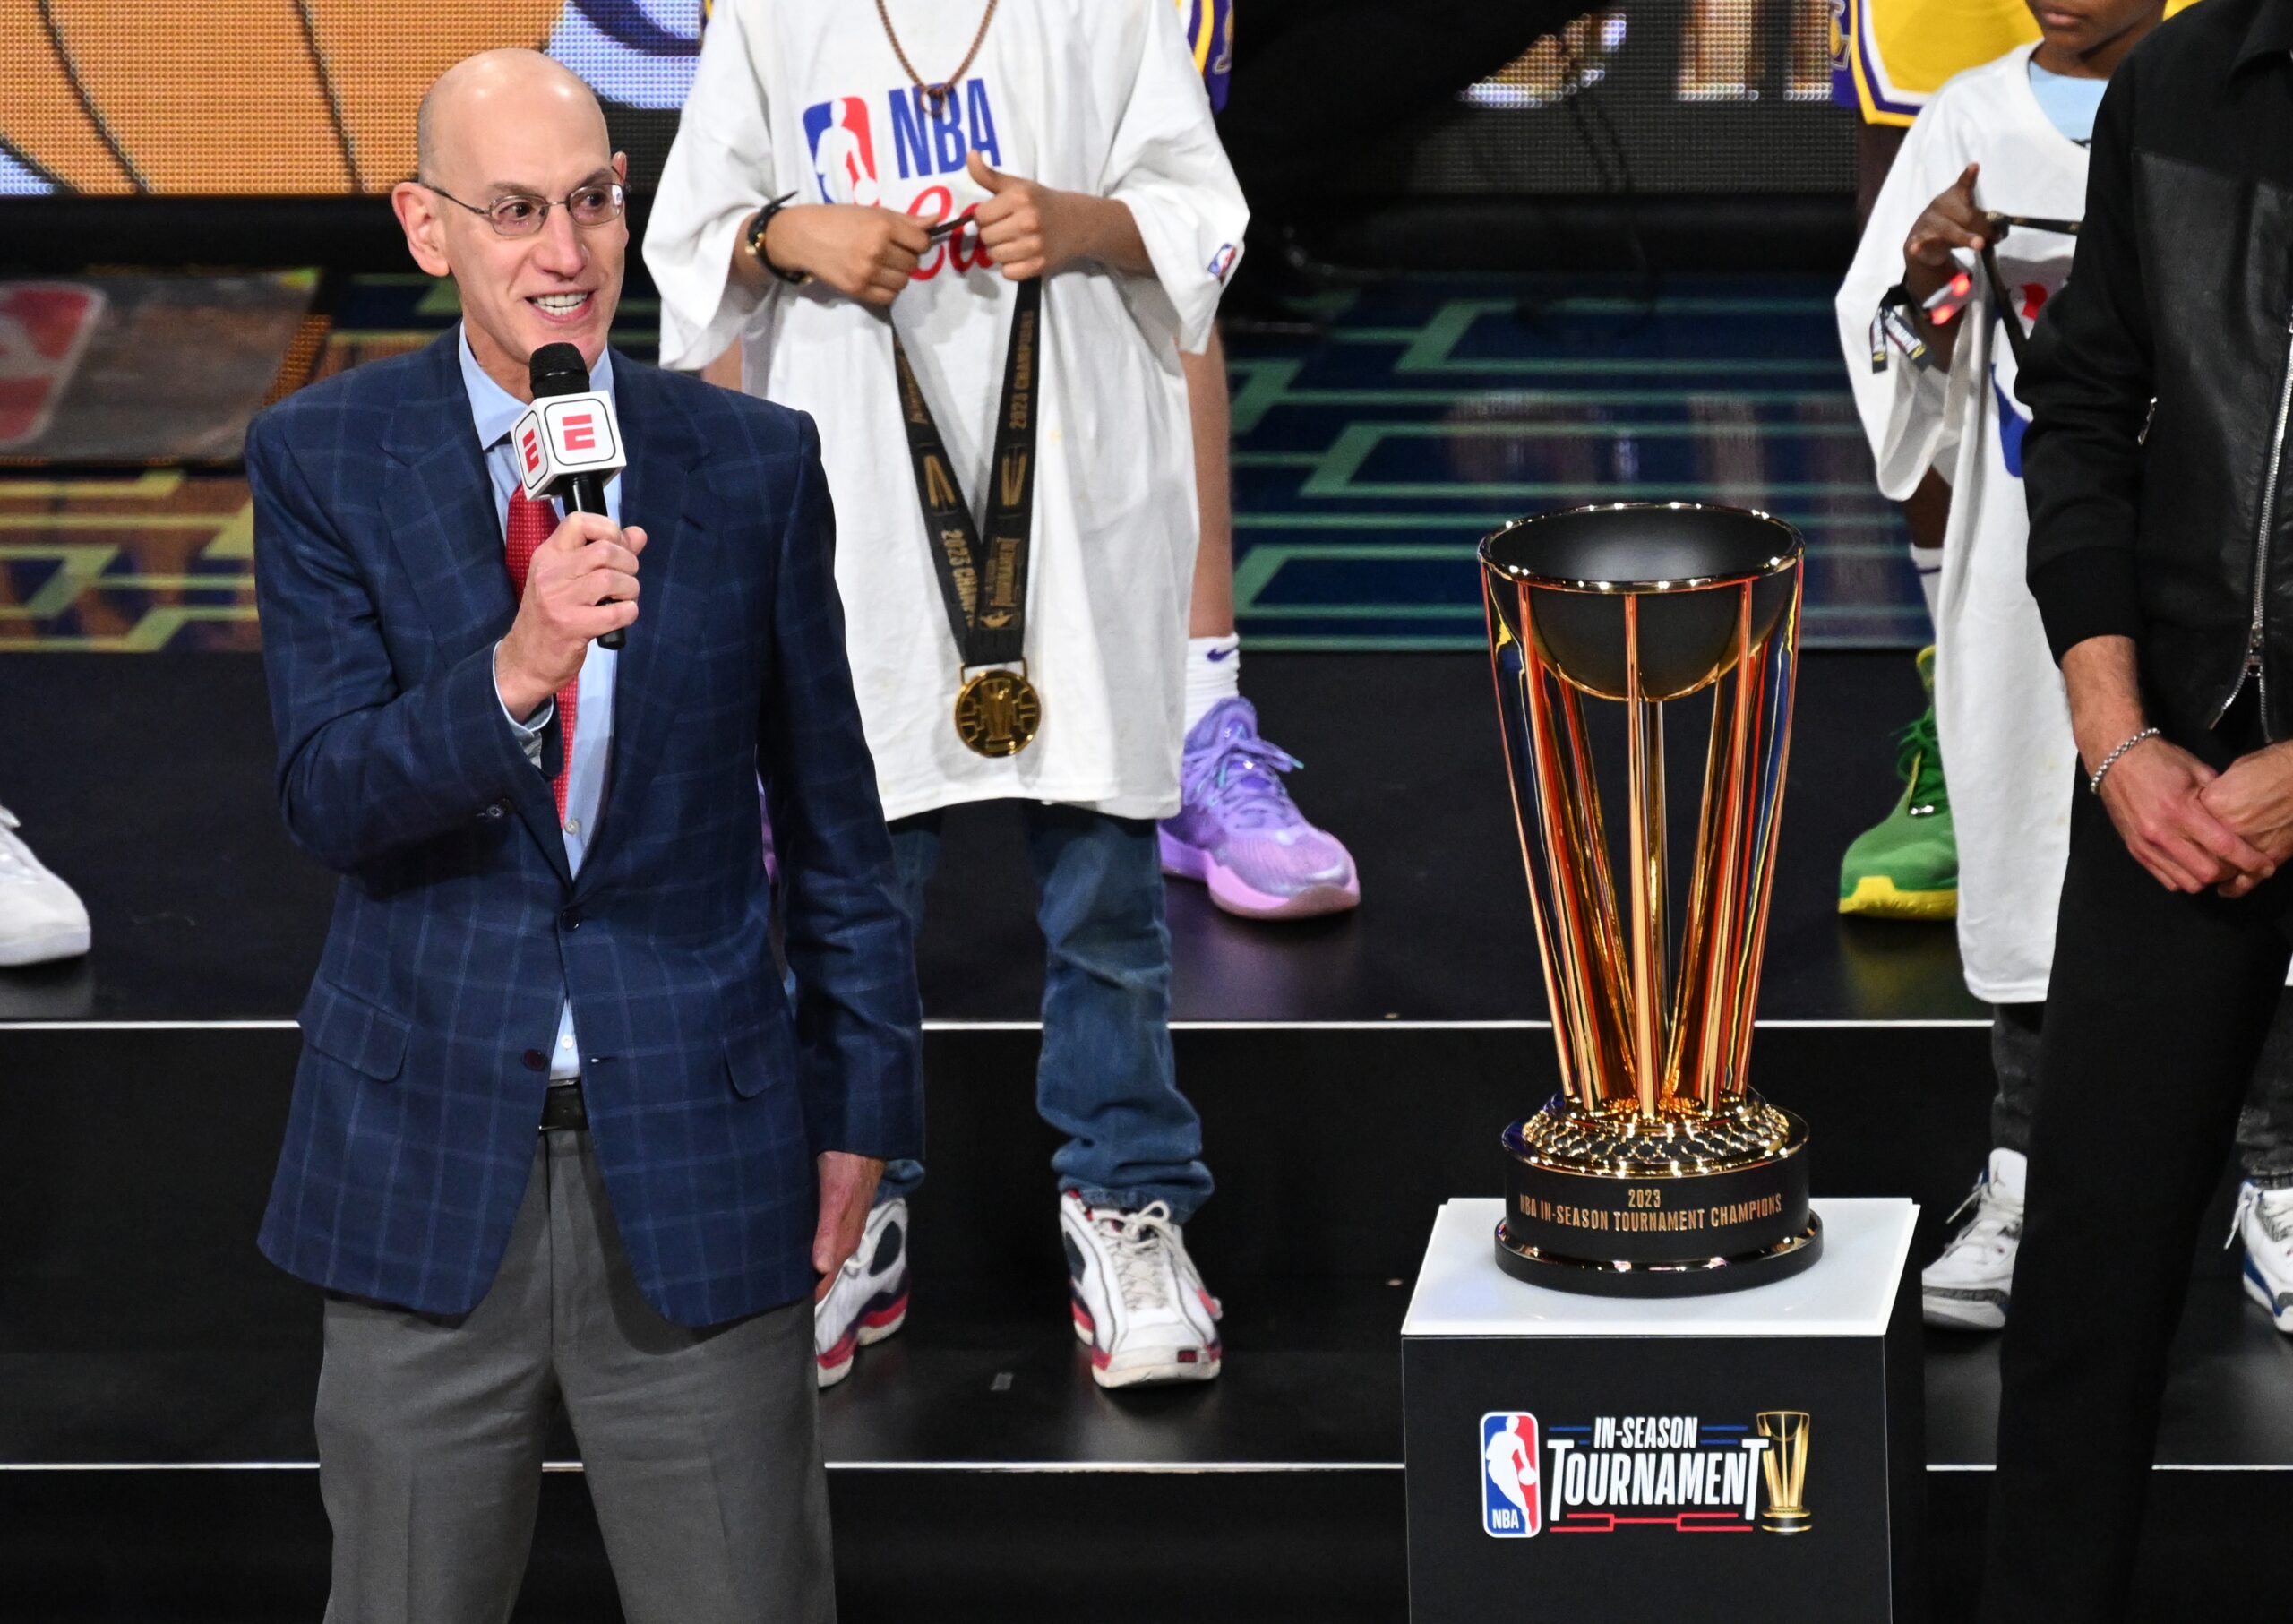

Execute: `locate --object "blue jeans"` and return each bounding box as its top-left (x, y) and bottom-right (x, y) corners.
top-left (877, 803), bottom-right (1212, 1223)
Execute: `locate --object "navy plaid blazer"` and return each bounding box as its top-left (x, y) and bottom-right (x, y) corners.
top-left (250, 331), bottom-right (922, 1328)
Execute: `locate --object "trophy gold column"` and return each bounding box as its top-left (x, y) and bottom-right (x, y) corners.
top-left (1481, 503), bottom-right (1820, 1295)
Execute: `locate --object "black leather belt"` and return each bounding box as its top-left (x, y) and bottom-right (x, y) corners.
top-left (540, 1078), bottom-right (588, 1132)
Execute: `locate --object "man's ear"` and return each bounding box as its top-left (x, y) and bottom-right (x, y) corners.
top-left (391, 182), bottom-right (452, 279)
top-left (613, 150), bottom-right (629, 185)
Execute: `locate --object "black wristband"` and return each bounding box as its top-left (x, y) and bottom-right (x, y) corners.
top-left (745, 192), bottom-right (811, 287)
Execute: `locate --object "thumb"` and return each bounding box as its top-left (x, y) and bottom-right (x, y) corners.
top-left (1954, 161), bottom-right (1980, 197)
top-left (966, 148), bottom-right (1011, 193)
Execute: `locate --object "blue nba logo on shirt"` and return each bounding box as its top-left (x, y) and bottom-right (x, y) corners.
top-left (802, 97), bottom-right (880, 204)
top-left (1481, 1412), bottom-right (1542, 1538)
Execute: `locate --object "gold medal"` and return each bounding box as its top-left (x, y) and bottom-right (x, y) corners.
top-left (954, 667), bottom-right (1043, 757)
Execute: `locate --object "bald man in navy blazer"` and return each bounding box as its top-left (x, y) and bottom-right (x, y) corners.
top-left (248, 50), bottom-right (919, 1623)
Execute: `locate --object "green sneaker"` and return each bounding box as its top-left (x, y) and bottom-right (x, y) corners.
top-left (1839, 647), bottom-right (1957, 921)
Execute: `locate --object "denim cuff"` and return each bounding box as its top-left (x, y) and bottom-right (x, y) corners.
top-left (1064, 1183), bottom-right (1206, 1227)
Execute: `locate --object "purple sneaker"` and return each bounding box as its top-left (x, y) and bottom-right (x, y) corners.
top-left (1160, 697), bottom-right (1361, 920)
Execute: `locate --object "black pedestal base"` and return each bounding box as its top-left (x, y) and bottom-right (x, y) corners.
top-left (1497, 1102), bottom-right (1817, 1296)
top-left (1493, 1214), bottom-right (1824, 1297)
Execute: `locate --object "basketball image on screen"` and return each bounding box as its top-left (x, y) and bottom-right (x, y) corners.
top-left (0, 0), bottom-right (700, 193)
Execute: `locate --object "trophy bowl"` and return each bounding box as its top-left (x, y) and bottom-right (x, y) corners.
top-left (1481, 503), bottom-right (1821, 1296)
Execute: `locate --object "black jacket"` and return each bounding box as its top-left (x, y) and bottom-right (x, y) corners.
top-left (2022, 0), bottom-right (2293, 740)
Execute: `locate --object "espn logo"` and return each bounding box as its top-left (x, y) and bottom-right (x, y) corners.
top-left (512, 390), bottom-right (625, 501)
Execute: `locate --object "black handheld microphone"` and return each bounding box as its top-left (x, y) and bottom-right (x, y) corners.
top-left (521, 341), bottom-right (630, 650)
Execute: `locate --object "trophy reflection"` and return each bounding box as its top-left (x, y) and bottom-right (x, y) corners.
top-left (1481, 503), bottom-right (1820, 1295)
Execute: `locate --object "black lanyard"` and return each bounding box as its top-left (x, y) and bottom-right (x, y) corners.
top-left (889, 278), bottom-right (1043, 671)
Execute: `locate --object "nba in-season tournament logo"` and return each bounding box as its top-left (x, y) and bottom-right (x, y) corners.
top-left (1480, 1410), bottom-right (1812, 1537)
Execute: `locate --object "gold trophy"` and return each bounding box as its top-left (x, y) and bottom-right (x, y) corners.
top-left (1756, 1410), bottom-right (1815, 1534)
top-left (1481, 503), bottom-right (1820, 1295)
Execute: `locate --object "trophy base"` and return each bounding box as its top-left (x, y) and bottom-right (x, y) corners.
top-left (1496, 1093), bottom-right (1820, 1297)
top-left (1492, 1214), bottom-right (1823, 1298)
top-left (1757, 1508), bottom-right (1815, 1535)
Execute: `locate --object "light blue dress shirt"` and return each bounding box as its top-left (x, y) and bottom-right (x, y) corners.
top-left (462, 325), bottom-right (621, 1082)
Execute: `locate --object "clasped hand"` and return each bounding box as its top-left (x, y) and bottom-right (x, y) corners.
top-left (2099, 737), bottom-right (2293, 898)
top-left (762, 150), bottom-right (1101, 305)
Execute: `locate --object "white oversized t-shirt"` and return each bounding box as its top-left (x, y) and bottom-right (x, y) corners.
top-left (1836, 45), bottom-right (2084, 1004)
top-left (646, 0), bottom-right (1248, 822)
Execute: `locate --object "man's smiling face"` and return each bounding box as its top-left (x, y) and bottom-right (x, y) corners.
top-left (392, 50), bottom-right (627, 400)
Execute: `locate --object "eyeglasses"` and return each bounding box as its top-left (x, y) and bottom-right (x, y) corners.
top-left (421, 179), bottom-right (626, 238)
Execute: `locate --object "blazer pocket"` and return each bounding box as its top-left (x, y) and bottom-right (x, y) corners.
top-left (724, 1015), bottom-right (799, 1099)
top-left (299, 975), bottom-right (411, 1082)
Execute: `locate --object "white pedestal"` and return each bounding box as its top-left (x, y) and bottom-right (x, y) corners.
top-left (1401, 1198), bottom-right (1921, 1622)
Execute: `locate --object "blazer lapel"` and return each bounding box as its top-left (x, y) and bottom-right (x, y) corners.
top-left (571, 361), bottom-right (701, 903)
top-left (381, 334), bottom-right (573, 889)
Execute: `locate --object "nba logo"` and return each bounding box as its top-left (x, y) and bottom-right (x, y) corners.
top-left (803, 97), bottom-right (880, 205)
top-left (1207, 243), bottom-right (1238, 283)
top-left (1480, 1413), bottom-right (1541, 1538)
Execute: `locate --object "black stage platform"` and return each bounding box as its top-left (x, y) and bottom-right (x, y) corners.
top-left (6, 650), bottom-right (2287, 1620)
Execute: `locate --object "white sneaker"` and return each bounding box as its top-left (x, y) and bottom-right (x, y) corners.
top-left (813, 1197), bottom-right (909, 1389)
top-left (0, 804), bottom-right (90, 967)
top-left (1061, 1191), bottom-right (1223, 1389)
top-left (1920, 1147), bottom-right (2024, 1332)
top-left (2229, 1181), bottom-right (2293, 1333)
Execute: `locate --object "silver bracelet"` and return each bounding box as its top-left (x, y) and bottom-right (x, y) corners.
top-left (2087, 726), bottom-right (2160, 794)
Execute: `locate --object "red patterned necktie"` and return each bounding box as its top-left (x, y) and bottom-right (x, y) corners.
top-left (504, 486), bottom-right (578, 821)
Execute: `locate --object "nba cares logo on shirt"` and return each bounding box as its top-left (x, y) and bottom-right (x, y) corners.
top-left (803, 96), bottom-right (881, 204)
top-left (803, 82), bottom-right (1006, 207)
top-left (1481, 1412), bottom-right (1542, 1538)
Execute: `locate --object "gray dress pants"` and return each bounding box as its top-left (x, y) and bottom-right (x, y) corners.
top-left (1989, 990), bottom-right (2293, 1184)
top-left (315, 1126), bottom-right (832, 1624)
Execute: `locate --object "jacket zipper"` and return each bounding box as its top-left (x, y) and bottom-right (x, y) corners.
top-left (2221, 308), bottom-right (2293, 735)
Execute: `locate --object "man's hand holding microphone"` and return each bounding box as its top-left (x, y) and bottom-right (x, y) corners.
top-left (496, 340), bottom-right (640, 722)
top-left (494, 512), bottom-right (644, 722)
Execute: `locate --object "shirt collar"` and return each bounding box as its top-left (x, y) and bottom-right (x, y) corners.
top-left (2234, 0), bottom-right (2293, 73)
top-left (459, 322), bottom-right (616, 452)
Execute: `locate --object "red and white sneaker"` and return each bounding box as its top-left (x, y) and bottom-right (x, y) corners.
top-left (1061, 1192), bottom-right (1223, 1389)
top-left (814, 1197), bottom-right (909, 1389)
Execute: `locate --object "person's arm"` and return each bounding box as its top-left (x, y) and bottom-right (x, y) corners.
top-left (1900, 161), bottom-right (2002, 374)
top-left (645, 0), bottom-right (792, 365)
top-left (1834, 98), bottom-right (1968, 503)
top-left (965, 150), bottom-right (1151, 280)
top-left (757, 412), bottom-right (923, 1172)
top-left (1091, 0), bottom-right (1252, 354)
top-left (701, 344), bottom-right (743, 392)
top-left (2021, 66), bottom-right (2151, 661)
top-left (728, 202), bottom-right (932, 307)
top-left (249, 412), bottom-right (638, 873)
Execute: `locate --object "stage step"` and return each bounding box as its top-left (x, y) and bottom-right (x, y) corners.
top-left (9, 648), bottom-right (2272, 1617)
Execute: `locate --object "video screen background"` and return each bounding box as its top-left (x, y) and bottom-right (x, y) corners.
top-left (1, 0), bottom-right (1848, 198)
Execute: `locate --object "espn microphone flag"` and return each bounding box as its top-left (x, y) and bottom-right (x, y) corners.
top-left (513, 389), bottom-right (627, 503)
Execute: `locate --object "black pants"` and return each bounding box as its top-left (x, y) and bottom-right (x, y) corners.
top-left (1980, 717), bottom-right (2293, 1620)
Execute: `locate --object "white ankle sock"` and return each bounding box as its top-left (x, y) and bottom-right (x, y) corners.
top-left (1911, 544), bottom-right (1943, 624)
top-left (1183, 634), bottom-right (1241, 731)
